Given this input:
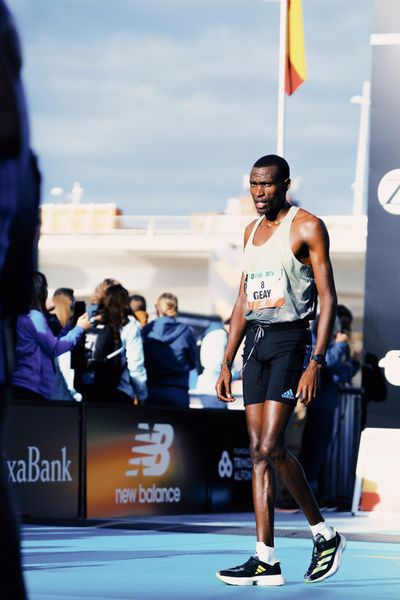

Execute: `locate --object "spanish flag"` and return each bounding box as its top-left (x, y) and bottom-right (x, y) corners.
top-left (285, 0), bottom-right (306, 95)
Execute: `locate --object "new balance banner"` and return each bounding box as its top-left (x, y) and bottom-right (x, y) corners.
top-left (363, 0), bottom-right (400, 427)
top-left (86, 406), bottom-right (207, 517)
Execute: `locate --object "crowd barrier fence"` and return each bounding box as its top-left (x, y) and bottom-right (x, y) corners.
top-left (5, 390), bottom-right (363, 519)
top-left (322, 387), bottom-right (363, 506)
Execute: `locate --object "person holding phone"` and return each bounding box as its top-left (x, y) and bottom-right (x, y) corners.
top-left (12, 272), bottom-right (90, 401)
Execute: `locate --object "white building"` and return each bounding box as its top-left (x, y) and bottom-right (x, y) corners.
top-left (39, 203), bottom-right (366, 329)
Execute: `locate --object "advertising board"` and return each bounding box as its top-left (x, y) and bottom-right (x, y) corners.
top-left (86, 406), bottom-right (207, 517)
top-left (5, 404), bottom-right (80, 518)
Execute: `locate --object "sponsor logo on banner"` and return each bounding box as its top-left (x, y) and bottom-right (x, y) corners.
top-left (218, 451), bottom-right (233, 478)
top-left (125, 423), bottom-right (173, 477)
top-left (218, 448), bottom-right (252, 481)
top-left (115, 422), bottom-right (182, 506)
top-left (378, 351), bottom-right (400, 386)
top-left (377, 169), bottom-right (400, 214)
top-left (7, 446), bottom-right (72, 483)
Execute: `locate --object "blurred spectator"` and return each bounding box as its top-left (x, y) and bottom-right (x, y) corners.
top-left (1, 2), bottom-right (39, 595)
top-left (143, 292), bottom-right (197, 408)
top-left (88, 277), bottom-right (119, 318)
top-left (11, 272), bottom-right (90, 401)
top-left (129, 293), bottom-right (148, 327)
top-left (361, 351), bottom-right (387, 429)
top-left (48, 288), bottom-right (82, 402)
top-left (299, 308), bottom-right (360, 506)
top-left (48, 287), bottom-right (74, 335)
top-left (193, 318), bottom-right (230, 409)
top-left (75, 284), bottom-right (147, 404)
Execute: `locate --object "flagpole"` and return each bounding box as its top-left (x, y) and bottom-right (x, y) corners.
top-left (276, 0), bottom-right (287, 157)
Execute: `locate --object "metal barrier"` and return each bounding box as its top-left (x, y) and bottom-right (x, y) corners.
top-left (322, 387), bottom-right (363, 504)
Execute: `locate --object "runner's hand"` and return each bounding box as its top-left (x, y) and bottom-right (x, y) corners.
top-left (295, 362), bottom-right (321, 406)
top-left (216, 366), bottom-right (235, 403)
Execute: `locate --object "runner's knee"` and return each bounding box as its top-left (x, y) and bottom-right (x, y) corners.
top-left (257, 439), bottom-right (286, 465)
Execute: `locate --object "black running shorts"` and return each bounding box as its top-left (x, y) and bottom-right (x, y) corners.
top-left (242, 320), bottom-right (312, 406)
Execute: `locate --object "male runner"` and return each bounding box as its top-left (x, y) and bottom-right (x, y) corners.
top-left (215, 155), bottom-right (346, 586)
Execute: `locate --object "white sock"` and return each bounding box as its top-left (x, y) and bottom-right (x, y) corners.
top-left (256, 542), bottom-right (276, 564)
top-left (309, 521), bottom-right (335, 541)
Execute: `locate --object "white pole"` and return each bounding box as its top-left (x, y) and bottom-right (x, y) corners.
top-left (351, 80), bottom-right (371, 216)
top-left (276, 0), bottom-right (287, 157)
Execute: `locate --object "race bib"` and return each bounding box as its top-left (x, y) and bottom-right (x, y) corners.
top-left (245, 268), bottom-right (285, 310)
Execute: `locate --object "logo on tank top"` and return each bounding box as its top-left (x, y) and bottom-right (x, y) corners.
top-left (245, 268), bottom-right (285, 311)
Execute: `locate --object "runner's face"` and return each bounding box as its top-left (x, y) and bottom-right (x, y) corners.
top-left (249, 166), bottom-right (289, 217)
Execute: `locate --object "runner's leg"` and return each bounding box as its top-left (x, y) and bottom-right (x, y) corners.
top-left (247, 399), bottom-right (323, 548)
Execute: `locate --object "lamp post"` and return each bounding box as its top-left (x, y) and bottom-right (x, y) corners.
top-left (262, 0), bottom-right (286, 156)
top-left (350, 81), bottom-right (371, 216)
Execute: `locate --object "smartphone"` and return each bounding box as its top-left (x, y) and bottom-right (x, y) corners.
top-left (72, 300), bottom-right (86, 325)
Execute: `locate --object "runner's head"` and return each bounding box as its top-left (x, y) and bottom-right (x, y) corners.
top-left (252, 155), bottom-right (290, 181)
top-left (249, 155), bottom-right (291, 218)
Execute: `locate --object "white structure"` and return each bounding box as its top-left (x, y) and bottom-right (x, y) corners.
top-left (39, 210), bottom-right (367, 327)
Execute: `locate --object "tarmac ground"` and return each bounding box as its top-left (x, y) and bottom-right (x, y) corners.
top-left (22, 511), bottom-right (400, 600)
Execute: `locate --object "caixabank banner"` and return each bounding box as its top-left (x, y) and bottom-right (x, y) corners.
top-left (86, 406), bottom-right (207, 517)
top-left (5, 404), bottom-right (80, 518)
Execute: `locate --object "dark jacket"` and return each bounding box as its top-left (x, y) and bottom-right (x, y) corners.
top-left (142, 316), bottom-right (197, 402)
top-left (319, 341), bottom-right (359, 412)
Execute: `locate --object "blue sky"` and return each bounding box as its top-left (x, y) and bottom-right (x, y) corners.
top-left (12, 0), bottom-right (372, 215)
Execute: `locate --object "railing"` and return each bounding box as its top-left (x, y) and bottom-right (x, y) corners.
top-left (321, 387), bottom-right (363, 505)
top-left (40, 204), bottom-right (367, 253)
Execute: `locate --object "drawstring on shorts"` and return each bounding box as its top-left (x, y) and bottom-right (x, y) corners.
top-left (241, 324), bottom-right (265, 374)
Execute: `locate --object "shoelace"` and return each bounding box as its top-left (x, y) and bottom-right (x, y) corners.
top-left (232, 556), bottom-right (258, 571)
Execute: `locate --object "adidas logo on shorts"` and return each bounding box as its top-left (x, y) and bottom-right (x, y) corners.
top-left (281, 389), bottom-right (295, 400)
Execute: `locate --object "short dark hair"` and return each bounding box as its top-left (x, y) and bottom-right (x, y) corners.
top-left (337, 304), bottom-right (353, 334)
top-left (129, 294), bottom-right (147, 311)
top-left (252, 155), bottom-right (290, 181)
top-left (54, 287), bottom-right (75, 303)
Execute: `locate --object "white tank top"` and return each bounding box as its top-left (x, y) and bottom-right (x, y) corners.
top-left (243, 206), bottom-right (317, 323)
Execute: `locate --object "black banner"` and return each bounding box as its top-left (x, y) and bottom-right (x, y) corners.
top-left (5, 404), bottom-right (80, 518)
top-left (86, 406), bottom-right (208, 517)
top-left (4, 402), bottom-right (252, 519)
top-left (363, 0), bottom-right (400, 427)
top-left (207, 411), bottom-right (252, 512)
top-left (86, 405), bottom-right (252, 518)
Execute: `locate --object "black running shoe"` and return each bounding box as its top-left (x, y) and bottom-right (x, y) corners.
top-left (304, 531), bottom-right (346, 583)
top-left (216, 556), bottom-right (285, 586)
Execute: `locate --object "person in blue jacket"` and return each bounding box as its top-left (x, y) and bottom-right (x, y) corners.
top-left (11, 272), bottom-right (90, 401)
top-left (299, 307), bottom-right (360, 503)
top-left (142, 292), bottom-right (197, 407)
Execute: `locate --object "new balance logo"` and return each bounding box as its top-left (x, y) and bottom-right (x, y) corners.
top-left (125, 423), bottom-right (174, 477)
top-left (281, 389), bottom-right (295, 400)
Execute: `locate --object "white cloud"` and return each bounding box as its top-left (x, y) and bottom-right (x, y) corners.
top-left (14, 0), bottom-right (371, 215)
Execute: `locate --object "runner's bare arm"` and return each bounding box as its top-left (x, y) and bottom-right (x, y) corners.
top-left (296, 217), bottom-right (337, 406)
top-left (215, 222), bottom-right (255, 402)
